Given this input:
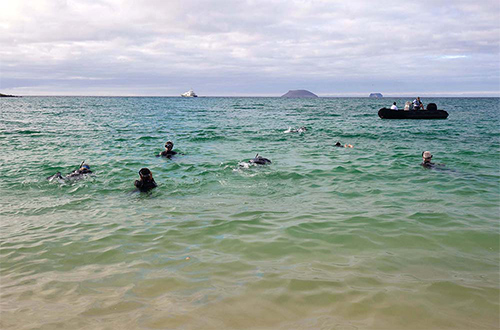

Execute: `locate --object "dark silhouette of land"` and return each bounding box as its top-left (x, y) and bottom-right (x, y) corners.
top-left (281, 90), bottom-right (318, 98)
top-left (0, 93), bottom-right (19, 97)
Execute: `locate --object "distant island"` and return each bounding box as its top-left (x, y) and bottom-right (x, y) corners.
top-left (281, 90), bottom-right (318, 98)
top-left (369, 93), bottom-right (383, 98)
top-left (0, 93), bottom-right (19, 97)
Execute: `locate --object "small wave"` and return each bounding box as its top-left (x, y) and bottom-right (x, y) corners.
top-left (353, 113), bottom-right (375, 117)
top-left (265, 171), bottom-right (306, 180)
top-left (233, 106), bottom-right (260, 110)
top-left (136, 136), bottom-right (158, 141)
top-left (3, 130), bottom-right (42, 135)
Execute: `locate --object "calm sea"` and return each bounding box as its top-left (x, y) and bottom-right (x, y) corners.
top-left (1, 97), bottom-right (499, 329)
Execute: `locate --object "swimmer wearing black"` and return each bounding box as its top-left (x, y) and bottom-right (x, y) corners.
top-left (47, 163), bottom-right (92, 181)
top-left (249, 154), bottom-right (271, 165)
top-left (158, 141), bottom-right (177, 158)
top-left (134, 168), bottom-right (157, 192)
top-left (421, 151), bottom-right (435, 168)
top-left (334, 141), bottom-right (353, 148)
top-left (66, 164), bottom-right (92, 178)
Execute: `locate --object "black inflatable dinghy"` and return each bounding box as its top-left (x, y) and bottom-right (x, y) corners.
top-left (378, 103), bottom-right (448, 119)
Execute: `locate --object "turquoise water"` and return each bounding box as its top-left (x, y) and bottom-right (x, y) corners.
top-left (1, 97), bottom-right (499, 329)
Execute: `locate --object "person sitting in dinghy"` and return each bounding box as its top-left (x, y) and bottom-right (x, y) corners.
top-left (390, 102), bottom-right (398, 110)
top-left (413, 97), bottom-right (424, 110)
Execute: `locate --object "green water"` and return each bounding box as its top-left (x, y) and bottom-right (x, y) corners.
top-left (1, 97), bottom-right (499, 329)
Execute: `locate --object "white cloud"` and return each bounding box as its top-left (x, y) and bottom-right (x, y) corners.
top-left (0, 0), bottom-right (499, 95)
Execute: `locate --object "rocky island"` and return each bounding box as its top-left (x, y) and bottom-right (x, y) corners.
top-left (0, 93), bottom-right (19, 97)
top-left (281, 90), bottom-right (318, 98)
top-left (369, 93), bottom-right (383, 98)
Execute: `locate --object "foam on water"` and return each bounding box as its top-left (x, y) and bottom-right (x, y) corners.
top-left (0, 97), bottom-right (499, 329)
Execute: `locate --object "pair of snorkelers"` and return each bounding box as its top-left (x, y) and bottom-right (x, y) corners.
top-left (49, 165), bottom-right (157, 193)
top-left (141, 153), bottom-right (273, 191)
top-left (136, 140), bottom-right (178, 192)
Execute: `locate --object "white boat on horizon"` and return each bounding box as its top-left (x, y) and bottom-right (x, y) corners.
top-left (181, 89), bottom-right (198, 97)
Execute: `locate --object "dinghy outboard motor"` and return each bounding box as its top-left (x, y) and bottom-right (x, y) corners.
top-left (426, 103), bottom-right (437, 111)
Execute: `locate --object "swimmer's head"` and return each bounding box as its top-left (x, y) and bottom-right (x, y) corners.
top-left (335, 142), bottom-right (342, 147)
top-left (79, 164), bottom-right (90, 171)
top-left (165, 141), bottom-right (174, 150)
top-left (422, 151), bottom-right (432, 161)
top-left (139, 168), bottom-right (153, 179)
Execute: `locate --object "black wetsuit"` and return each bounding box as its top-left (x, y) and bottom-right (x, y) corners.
top-left (249, 156), bottom-right (271, 165)
top-left (134, 178), bottom-right (157, 192)
top-left (66, 168), bottom-right (92, 178)
top-left (48, 168), bottom-right (92, 180)
top-left (421, 161), bottom-right (435, 169)
top-left (159, 150), bottom-right (177, 158)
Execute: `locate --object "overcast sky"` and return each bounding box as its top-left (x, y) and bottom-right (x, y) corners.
top-left (1, 0), bottom-right (499, 96)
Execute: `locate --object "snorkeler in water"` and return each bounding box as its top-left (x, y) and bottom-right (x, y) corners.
top-left (134, 168), bottom-right (157, 192)
top-left (334, 141), bottom-right (353, 148)
top-left (421, 151), bottom-right (435, 168)
top-left (249, 154), bottom-right (272, 165)
top-left (47, 162), bottom-right (93, 181)
top-left (239, 154), bottom-right (272, 168)
top-left (284, 126), bottom-right (307, 133)
top-left (157, 141), bottom-right (178, 158)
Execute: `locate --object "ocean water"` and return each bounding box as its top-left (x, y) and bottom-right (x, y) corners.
top-left (0, 96), bottom-right (498, 329)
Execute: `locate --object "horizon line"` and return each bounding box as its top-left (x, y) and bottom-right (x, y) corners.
top-left (3, 90), bottom-right (499, 98)
top-left (3, 94), bottom-right (499, 98)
